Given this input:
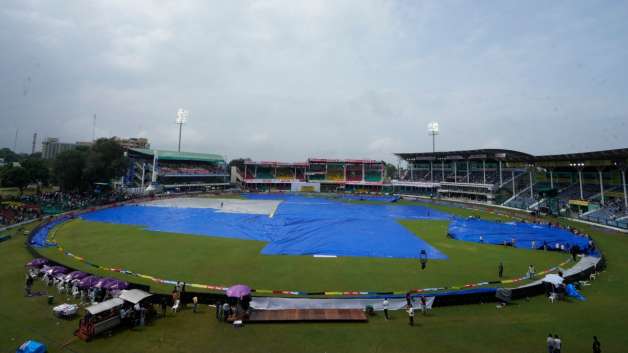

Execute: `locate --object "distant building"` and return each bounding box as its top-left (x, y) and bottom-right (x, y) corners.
top-left (42, 138), bottom-right (80, 160)
top-left (114, 137), bottom-right (150, 150)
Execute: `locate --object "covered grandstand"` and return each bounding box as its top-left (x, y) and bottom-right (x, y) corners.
top-left (239, 158), bottom-right (386, 193)
top-left (125, 148), bottom-right (229, 192)
top-left (395, 148), bottom-right (628, 229)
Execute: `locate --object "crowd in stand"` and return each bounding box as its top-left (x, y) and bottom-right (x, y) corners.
top-left (605, 197), bottom-right (627, 218)
top-left (0, 191), bottom-right (133, 226)
top-left (0, 201), bottom-right (41, 226)
top-left (401, 171), bottom-right (500, 185)
top-left (159, 164), bottom-right (227, 176)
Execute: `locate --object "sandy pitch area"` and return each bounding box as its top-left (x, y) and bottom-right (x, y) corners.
top-left (139, 197), bottom-right (281, 216)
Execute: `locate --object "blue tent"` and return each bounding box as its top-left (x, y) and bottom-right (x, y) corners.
top-left (16, 340), bottom-right (46, 353)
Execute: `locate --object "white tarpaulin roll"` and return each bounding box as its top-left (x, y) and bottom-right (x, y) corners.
top-left (251, 297), bottom-right (435, 311)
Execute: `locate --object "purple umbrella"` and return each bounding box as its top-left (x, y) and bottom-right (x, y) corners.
top-left (64, 271), bottom-right (88, 281)
top-left (78, 276), bottom-right (100, 289)
top-left (94, 277), bottom-right (117, 289)
top-left (226, 284), bottom-right (251, 299)
top-left (54, 272), bottom-right (67, 280)
top-left (49, 266), bottom-right (69, 275)
top-left (104, 280), bottom-right (129, 290)
top-left (26, 258), bottom-right (48, 267)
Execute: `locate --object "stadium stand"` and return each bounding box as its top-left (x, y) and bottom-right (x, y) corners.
top-left (126, 148), bottom-right (229, 192)
top-left (1, 191), bottom-right (134, 226)
top-left (395, 148), bottom-right (628, 230)
top-left (240, 159), bottom-right (386, 193)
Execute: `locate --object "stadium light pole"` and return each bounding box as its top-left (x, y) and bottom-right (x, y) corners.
top-left (176, 109), bottom-right (189, 152)
top-left (427, 122), bottom-right (439, 154)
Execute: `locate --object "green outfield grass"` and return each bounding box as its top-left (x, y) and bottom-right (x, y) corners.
top-left (1, 202), bottom-right (627, 353)
top-left (38, 217), bottom-right (568, 294)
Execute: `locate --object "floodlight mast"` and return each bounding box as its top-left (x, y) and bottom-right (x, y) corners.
top-left (427, 122), bottom-right (439, 153)
top-left (176, 109), bottom-right (189, 152)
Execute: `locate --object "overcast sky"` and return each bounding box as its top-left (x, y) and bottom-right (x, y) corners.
top-left (1, 1), bottom-right (627, 162)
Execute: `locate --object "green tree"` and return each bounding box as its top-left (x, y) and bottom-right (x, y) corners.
top-left (385, 163), bottom-right (398, 180)
top-left (83, 138), bottom-right (128, 185)
top-left (53, 148), bottom-right (88, 191)
top-left (0, 148), bottom-right (20, 163)
top-left (1, 166), bottom-right (30, 195)
top-left (21, 157), bottom-right (50, 192)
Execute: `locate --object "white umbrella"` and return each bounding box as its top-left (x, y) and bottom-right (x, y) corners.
top-left (542, 274), bottom-right (563, 286)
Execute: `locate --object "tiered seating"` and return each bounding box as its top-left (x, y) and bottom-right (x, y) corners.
top-left (326, 164), bottom-right (344, 181)
top-left (558, 184), bottom-right (599, 200)
top-left (276, 168), bottom-right (295, 180)
top-left (345, 164), bottom-right (363, 181)
top-left (255, 168), bottom-right (274, 179)
top-left (159, 163), bottom-right (226, 176)
top-left (365, 165), bottom-right (382, 182)
top-left (160, 167), bottom-right (211, 176)
top-left (365, 172), bottom-right (382, 182)
top-left (327, 172), bottom-right (344, 181)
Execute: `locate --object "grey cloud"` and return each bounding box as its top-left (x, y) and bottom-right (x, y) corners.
top-left (1, 0), bottom-right (627, 163)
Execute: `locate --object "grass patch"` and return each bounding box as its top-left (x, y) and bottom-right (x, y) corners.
top-left (39, 215), bottom-right (566, 294)
top-left (1, 203), bottom-right (627, 353)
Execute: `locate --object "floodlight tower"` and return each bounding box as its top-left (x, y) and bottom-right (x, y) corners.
top-left (176, 109), bottom-right (189, 152)
top-left (427, 121), bottom-right (439, 153)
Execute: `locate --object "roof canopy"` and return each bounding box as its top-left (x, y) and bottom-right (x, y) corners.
top-left (395, 149), bottom-right (533, 162)
top-left (85, 298), bottom-right (124, 315)
top-left (118, 289), bottom-right (153, 304)
top-left (396, 148), bottom-right (628, 166)
top-left (129, 148), bottom-right (224, 163)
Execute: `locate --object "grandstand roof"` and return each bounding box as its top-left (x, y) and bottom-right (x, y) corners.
top-left (245, 161), bottom-right (308, 166)
top-left (395, 149), bottom-right (534, 162)
top-left (395, 148), bottom-right (628, 166)
top-left (129, 148), bottom-right (225, 163)
top-left (534, 148), bottom-right (628, 162)
top-left (308, 158), bottom-right (383, 164)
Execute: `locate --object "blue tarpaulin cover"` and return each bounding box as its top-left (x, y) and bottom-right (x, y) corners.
top-left (337, 194), bottom-right (399, 202)
top-left (447, 218), bottom-right (590, 251)
top-left (566, 283), bottom-right (586, 301)
top-left (30, 216), bottom-right (71, 248)
top-left (81, 195), bottom-right (450, 259)
top-left (17, 340), bottom-right (46, 353)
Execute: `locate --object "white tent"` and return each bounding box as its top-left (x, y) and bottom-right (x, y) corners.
top-left (85, 298), bottom-right (124, 315)
top-left (542, 274), bottom-right (564, 286)
top-left (118, 289), bottom-right (152, 304)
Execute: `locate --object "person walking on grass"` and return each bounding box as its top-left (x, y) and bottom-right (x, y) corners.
top-left (407, 306), bottom-right (415, 326)
top-left (160, 297), bottom-right (168, 317)
top-left (592, 336), bottom-right (601, 353)
top-left (382, 298), bottom-right (390, 320)
top-left (498, 262), bottom-right (504, 278)
top-left (547, 333), bottom-right (555, 353)
top-left (554, 334), bottom-right (561, 353)
top-left (528, 264), bottom-right (536, 279)
top-left (192, 296), bottom-right (198, 313)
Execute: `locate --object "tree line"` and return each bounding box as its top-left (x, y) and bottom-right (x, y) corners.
top-left (0, 138), bottom-right (128, 195)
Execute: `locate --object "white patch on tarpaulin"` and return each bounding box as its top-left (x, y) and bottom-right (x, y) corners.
top-left (139, 197), bottom-right (281, 216)
top-left (251, 297), bottom-right (434, 311)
